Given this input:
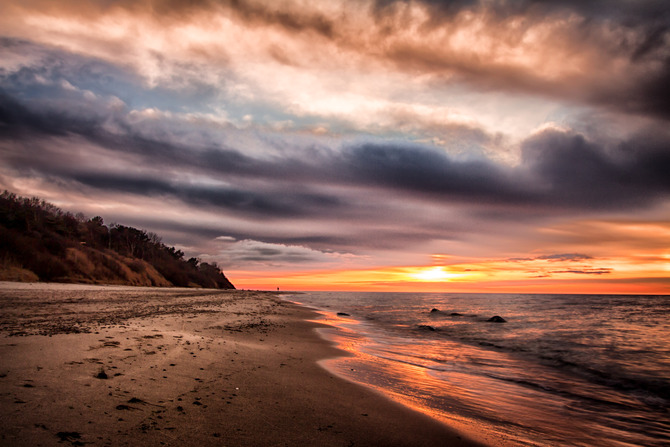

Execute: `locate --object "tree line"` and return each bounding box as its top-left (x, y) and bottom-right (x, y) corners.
top-left (0, 191), bottom-right (235, 289)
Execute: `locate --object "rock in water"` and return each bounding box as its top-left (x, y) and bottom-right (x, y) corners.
top-left (487, 316), bottom-right (507, 323)
top-left (418, 325), bottom-right (436, 331)
top-left (430, 308), bottom-right (441, 313)
top-left (337, 312), bottom-right (350, 317)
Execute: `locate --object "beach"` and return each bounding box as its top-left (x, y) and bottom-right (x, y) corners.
top-left (0, 283), bottom-right (479, 446)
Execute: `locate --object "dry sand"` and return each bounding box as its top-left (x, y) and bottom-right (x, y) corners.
top-left (0, 282), bottom-right (482, 446)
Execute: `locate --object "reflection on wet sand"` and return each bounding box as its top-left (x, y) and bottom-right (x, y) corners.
top-left (302, 293), bottom-right (670, 447)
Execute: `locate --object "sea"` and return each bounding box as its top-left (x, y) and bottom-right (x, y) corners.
top-left (286, 292), bottom-right (670, 447)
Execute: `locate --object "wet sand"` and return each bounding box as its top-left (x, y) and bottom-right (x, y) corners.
top-left (0, 282), bottom-right (481, 446)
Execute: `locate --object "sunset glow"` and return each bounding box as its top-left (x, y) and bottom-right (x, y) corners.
top-left (409, 267), bottom-right (464, 282)
top-left (1, 1), bottom-right (669, 293)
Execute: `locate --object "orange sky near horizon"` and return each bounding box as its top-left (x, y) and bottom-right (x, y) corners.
top-left (229, 256), bottom-right (670, 294)
top-left (230, 218), bottom-right (670, 294)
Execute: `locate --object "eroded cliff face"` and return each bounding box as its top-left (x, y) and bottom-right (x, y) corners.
top-left (62, 247), bottom-right (173, 287)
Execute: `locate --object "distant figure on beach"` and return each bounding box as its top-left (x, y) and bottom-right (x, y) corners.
top-left (277, 287), bottom-right (279, 291)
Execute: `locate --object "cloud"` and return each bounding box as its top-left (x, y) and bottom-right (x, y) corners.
top-left (537, 253), bottom-right (592, 262)
top-left (202, 238), bottom-right (359, 270)
top-left (0, 3), bottom-right (669, 282)
top-left (2, 0), bottom-right (668, 122)
top-left (520, 128), bottom-right (670, 209)
top-left (2, 81), bottom-right (670, 221)
top-left (550, 269), bottom-right (612, 275)
top-left (220, 0), bottom-right (337, 39)
top-left (492, 252), bottom-right (614, 279)
top-left (74, 171), bottom-right (344, 218)
top-left (336, 142), bottom-right (524, 203)
top-left (215, 235), bottom-right (236, 242)
top-left (364, 1), bottom-right (670, 120)
top-left (4, 0), bottom-right (338, 38)
top-left (509, 253), bottom-right (593, 262)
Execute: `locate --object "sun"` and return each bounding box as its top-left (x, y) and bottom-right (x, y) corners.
top-left (409, 266), bottom-right (460, 282)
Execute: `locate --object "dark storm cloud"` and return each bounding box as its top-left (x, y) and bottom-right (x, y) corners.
top-left (637, 60), bottom-right (670, 119)
top-left (0, 38), bottom-right (141, 98)
top-left (0, 90), bottom-right (336, 221)
top-left (0, 90), bottom-right (299, 189)
top-left (0, 90), bottom-right (70, 137)
top-left (375, 0), bottom-right (670, 25)
top-left (372, 0), bottom-right (670, 120)
top-left (66, 170), bottom-right (343, 219)
top-left (2, 84), bottom-right (670, 219)
top-left (1, 34), bottom-right (668, 219)
top-left (0, 90), bottom-right (173, 167)
top-left (320, 133), bottom-right (670, 212)
top-left (521, 129), bottom-right (670, 209)
top-left (339, 143), bottom-right (524, 203)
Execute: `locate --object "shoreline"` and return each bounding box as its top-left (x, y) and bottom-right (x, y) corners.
top-left (289, 298), bottom-right (501, 447)
top-left (0, 283), bottom-right (482, 446)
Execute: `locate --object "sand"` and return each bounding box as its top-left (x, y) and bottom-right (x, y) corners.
top-left (0, 282), bottom-right (482, 446)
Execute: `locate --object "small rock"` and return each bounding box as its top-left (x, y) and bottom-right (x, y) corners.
top-left (418, 325), bottom-right (436, 331)
top-left (487, 316), bottom-right (507, 323)
top-left (56, 431), bottom-right (81, 442)
top-left (94, 369), bottom-right (108, 379)
top-left (337, 312), bottom-right (350, 317)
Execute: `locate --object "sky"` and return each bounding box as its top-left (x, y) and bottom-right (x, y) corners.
top-left (0, 0), bottom-right (669, 293)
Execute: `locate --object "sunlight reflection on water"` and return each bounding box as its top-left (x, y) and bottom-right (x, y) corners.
top-left (295, 293), bottom-right (670, 447)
